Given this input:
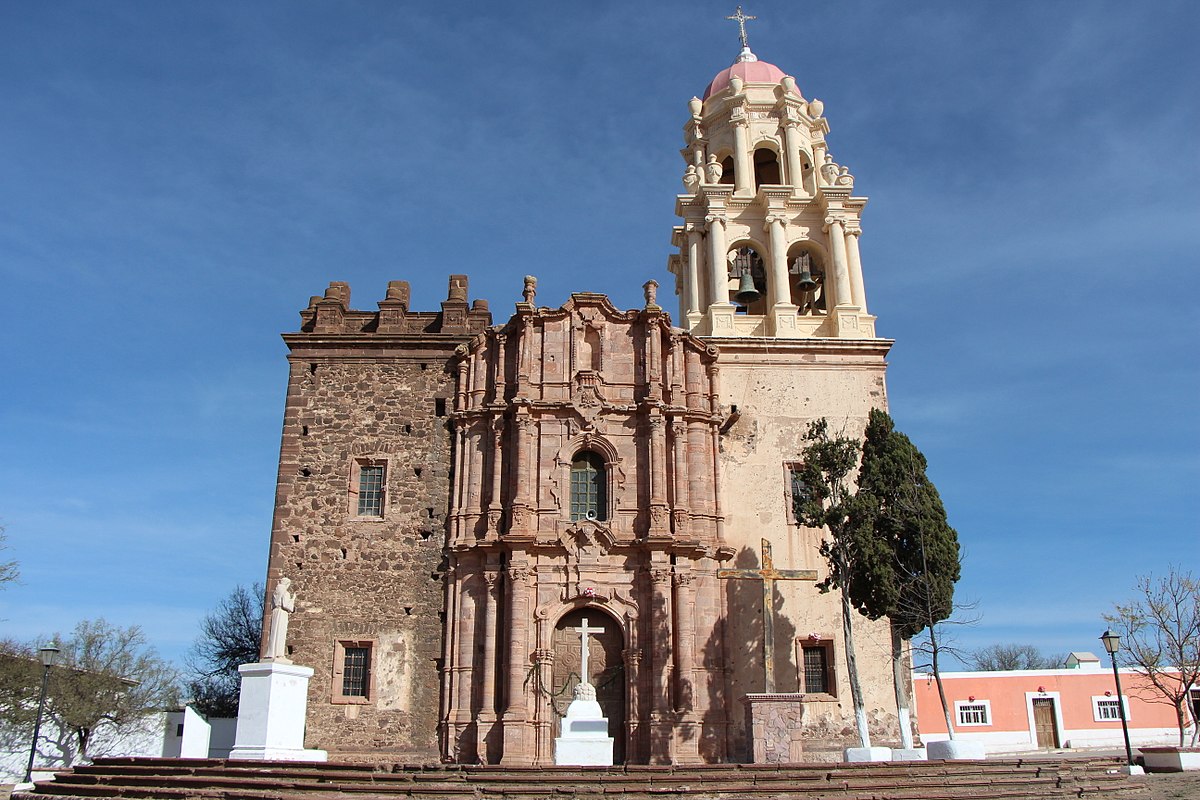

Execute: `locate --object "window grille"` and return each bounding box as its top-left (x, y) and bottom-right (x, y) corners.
top-left (342, 646), bottom-right (370, 697)
top-left (1096, 699), bottom-right (1122, 721)
top-left (570, 453), bottom-right (606, 521)
top-left (802, 646), bottom-right (829, 694)
top-left (357, 465), bottom-right (385, 516)
top-left (957, 702), bottom-right (989, 725)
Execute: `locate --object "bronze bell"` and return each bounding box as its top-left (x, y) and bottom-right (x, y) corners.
top-left (733, 271), bottom-right (761, 305)
top-left (795, 266), bottom-right (818, 293)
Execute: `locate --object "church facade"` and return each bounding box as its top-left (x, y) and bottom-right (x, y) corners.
top-left (262, 40), bottom-right (903, 765)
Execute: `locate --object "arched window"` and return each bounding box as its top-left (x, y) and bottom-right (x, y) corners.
top-left (728, 246), bottom-right (768, 315)
top-left (570, 452), bottom-right (607, 521)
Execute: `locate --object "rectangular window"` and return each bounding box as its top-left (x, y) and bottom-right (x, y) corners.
top-left (955, 700), bottom-right (991, 726)
top-left (797, 637), bottom-right (836, 697)
top-left (784, 462), bottom-right (808, 525)
top-left (349, 459), bottom-right (386, 518)
top-left (1092, 696), bottom-right (1130, 722)
top-left (802, 647), bottom-right (829, 694)
top-left (342, 646), bottom-right (370, 697)
top-left (333, 639), bottom-right (374, 704)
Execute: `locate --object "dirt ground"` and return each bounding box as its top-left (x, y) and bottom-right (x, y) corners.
top-left (1131, 770), bottom-right (1200, 800)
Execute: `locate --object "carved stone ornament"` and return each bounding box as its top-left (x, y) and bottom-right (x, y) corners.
top-left (705, 154), bottom-right (723, 184)
top-left (682, 165), bottom-right (701, 193)
top-left (573, 370), bottom-right (605, 426)
top-left (559, 519), bottom-right (616, 557)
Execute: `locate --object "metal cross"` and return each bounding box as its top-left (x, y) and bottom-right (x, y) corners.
top-left (571, 616), bottom-right (606, 684)
top-left (725, 6), bottom-right (757, 49)
top-left (718, 538), bottom-right (817, 693)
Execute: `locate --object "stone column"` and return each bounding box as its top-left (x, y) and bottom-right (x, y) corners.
top-left (439, 563), bottom-right (458, 759)
top-left (510, 414), bottom-right (533, 535)
top-left (845, 224), bottom-right (868, 313)
top-left (475, 570), bottom-right (500, 761)
top-left (824, 216), bottom-right (853, 308)
top-left (501, 564), bottom-right (532, 763)
top-left (705, 213), bottom-right (728, 308)
top-left (623, 647), bottom-right (642, 763)
top-left (782, 121), bottom-right (804, 192)
top-left (685, 225), bottom-right (703, 319)
top-left (453, 571), bottom-right (477, 760)
top-left (493, 333), bottom-right (507, 402)
top-left (732, 119), bottom-right (752, 194)
top-left (649, 566), bottom-right (675, 763)
top-left (672, 571), bottom-right (696, 712)
top-left (488, 418), bottom-right (504, 534)
top-left (764, 215), bottom-right (790, 308)
top-left (532, 648), bottom-right (555, 763)
top-left (670, 419), bottom-right (689, 535)
top-left (648, 415), bottom-right (668, 535)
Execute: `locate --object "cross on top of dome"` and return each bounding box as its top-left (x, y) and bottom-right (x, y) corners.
top-left (725, 5), bottom-right (759, 62)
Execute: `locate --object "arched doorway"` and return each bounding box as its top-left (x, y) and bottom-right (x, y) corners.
top-left (552, 608), bottom-right (626, 763)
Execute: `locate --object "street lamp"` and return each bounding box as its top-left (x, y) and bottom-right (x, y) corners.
top-left (24, 642), bottom-right (60, 784)
top-left (1099, 629), bottom-right (1135, 769)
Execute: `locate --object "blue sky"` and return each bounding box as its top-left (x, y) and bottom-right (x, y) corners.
top-left (0, 1), bottom-right (1196, 672)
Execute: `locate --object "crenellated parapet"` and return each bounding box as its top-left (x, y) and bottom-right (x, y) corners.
top-left (296, 275), bottom-right (492, 338)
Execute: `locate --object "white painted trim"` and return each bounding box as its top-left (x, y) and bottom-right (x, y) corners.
top-left (954, 698), bottom-right (992, 727)
top-left (1091, 694), bottom-right (1131, 723)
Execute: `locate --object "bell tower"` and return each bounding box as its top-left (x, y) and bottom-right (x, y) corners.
top-left (668, 14), bottom-right (875, 340)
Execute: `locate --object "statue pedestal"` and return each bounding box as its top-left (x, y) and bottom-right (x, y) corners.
top-left (554, 684), bottom-right (613, 766)
top-left (229, 661), bottom-right (327, 762)
top-left (742, 693), bottom-right (806, 763)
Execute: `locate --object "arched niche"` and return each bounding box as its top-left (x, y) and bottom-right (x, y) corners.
top-left (719, 155), bottom-right (735, 185)
top-left (727, 241), bottom-right (769, 316)
top-left (785, 242), bottom-right (828, 315)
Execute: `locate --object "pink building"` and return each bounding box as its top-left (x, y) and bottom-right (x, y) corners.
top-left (913, 657), bottom-right (1198, 754)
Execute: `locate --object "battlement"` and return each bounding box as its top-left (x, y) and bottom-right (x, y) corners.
top-left (297, 275), bottom-right (492, 336)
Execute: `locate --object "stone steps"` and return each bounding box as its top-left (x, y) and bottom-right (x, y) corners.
top-left (14, 757), bottom-right (1148, 800)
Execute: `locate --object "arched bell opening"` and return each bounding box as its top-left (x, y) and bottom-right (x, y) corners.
top-left (719, 155), bottom-right (735, 185)
top-left (786, 243), bottom-right (826, 315)
top-left (550, 607), bottom-right (627, 764)
top-left (796, 149), bottom-right (816, 194)
top-left (753, 145), bottom-right (781, 188)
top-left (727, 244), bottom-right (768, 315)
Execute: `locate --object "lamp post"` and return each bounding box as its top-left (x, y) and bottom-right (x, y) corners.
top-left (1100, 629), bottom-right (1135, 769)
top-left (24, 642), bottom-right (60, 784)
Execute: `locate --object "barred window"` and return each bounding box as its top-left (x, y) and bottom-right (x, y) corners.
top-left (956, 701), bottom-right (990, 726)
top-left (357, 464), bottom-right (385, 516)
top-left (802, 646), bottom-right (829, 694)
top-left (570, 452), bottom-right (606, 521)
top-left (342, 646), bottom-right (370, 697)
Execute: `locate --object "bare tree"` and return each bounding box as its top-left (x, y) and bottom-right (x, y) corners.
top-left (44, 619), bottom-right (180, 763)
top-left (1106, 567), bottom-right (1200, 747)
top-left (967, 643), bottom-right (1066, 671)
top-left (0, 526), bottom-right (18, 590)
top-left (184, 583), bottom-right (264, 717)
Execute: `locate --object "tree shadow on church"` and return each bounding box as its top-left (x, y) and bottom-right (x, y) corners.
top-left (701, 544), bottom-right (798, 763)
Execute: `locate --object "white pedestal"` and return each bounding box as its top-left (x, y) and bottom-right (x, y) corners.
top-left (554, 684), bottom-right (613, 766)
top-left (927, 739), bottom-right (986, 760)
top-left (229, 661), bottom-right (327, 762)
top-left (844, 746), bottom-right (892, 762)
top-left (890, 747), bottom-right (928, 761)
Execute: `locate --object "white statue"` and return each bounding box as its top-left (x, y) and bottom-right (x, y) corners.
top-left (265, 577), bottom-right (295, 663)
top-left (705, 154), bottom-right (723, 184)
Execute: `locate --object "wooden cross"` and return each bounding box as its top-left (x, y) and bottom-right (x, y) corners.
top-left (718, 538), bottom-right (817, 693)
top-left (571, 616), bottom-right (606, 685)
top-left (725, 5), bottom-right (757, 49)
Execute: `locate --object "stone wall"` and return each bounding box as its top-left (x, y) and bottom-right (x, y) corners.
top-left (262, 279), bottom-right (490, 760)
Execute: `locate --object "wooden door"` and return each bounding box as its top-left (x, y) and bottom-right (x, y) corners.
top-left (552, 609), bottom-right (625, 763)
top-left (1033, 698), bottom-right (1059, 748)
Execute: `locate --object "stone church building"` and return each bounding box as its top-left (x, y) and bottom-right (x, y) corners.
top-left (262, 37), bottom-right (901, 765)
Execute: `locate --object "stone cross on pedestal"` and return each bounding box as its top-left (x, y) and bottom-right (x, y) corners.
top-left (718, 538), bottom-right (817, 692)
top-left (572, 616), bottom-right (605, 696)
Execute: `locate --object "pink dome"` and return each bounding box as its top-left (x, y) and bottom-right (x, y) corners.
top-left (702, 59), bottom-right (788, 100)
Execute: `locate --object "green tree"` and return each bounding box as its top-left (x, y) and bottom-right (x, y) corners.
top-left (184, 583), bottom-right (264, 717)
top-left (794, 418), bottom-right (874, 748)
top-left (852, 409), bottom-right (962, 747)
top-left (44, 619), bottom-right (180, 763)
top-left (1106, 568), bottom-right (1200, 746)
